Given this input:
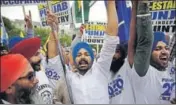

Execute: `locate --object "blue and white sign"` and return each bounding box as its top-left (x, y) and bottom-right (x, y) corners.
top-left (38, 1), bottom-right (72, 26)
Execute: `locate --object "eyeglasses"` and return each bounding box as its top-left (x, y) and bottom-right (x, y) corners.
top-left (18, 72), bottom-right (36, 81)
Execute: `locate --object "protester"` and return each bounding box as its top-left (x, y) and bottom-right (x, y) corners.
top-left (59, 0), bottom-right (119, 104)
top-left (106, 1), bottom-right (136, 104)
top-left (8, 11), bottom-right (54, 104)
top-left (44, 10), bottom-right (71, 104)
top-left (127, 1), bottom-right (175, 104)
top-left (0, 54), bottom-right (38, 104)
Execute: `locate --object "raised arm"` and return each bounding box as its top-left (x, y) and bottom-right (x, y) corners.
top-left (70, 24), bottom-right (84, 50)
top-left (46, 10), bottom-right (59, 59)
top-left (106, 0), bottom-right (118, 36)
top-left (128, 1), bottom-right (137, 67)
top-left (133, 1), bottom-right (154, 76)
top-left (25, 10), bottom-right (34, 38)
top-left (94, 0), bottom-right (119, 77)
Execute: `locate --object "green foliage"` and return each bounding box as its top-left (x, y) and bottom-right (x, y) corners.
top-left (34, 27), bottom-right (50, 45)
top-left (2, 16), bottom-right (24, 38)
top-left (2, 17), bottom-right (13, 31)
top-left (59, 34), bottom-right (72, 47)
top-left (2, 16), bottom-right (72, 47)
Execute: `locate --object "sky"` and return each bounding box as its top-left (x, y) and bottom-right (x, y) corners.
top-left (1, 1), bottom-right (107, 23)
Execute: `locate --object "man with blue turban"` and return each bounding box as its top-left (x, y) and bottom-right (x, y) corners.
top-left (65, 0), bottom-right (119, 104)
top-left (127, 1), bottom-right (175, 103)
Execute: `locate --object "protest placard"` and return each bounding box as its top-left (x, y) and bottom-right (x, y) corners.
top-left (149, 1), bottom-right (176, 36)
top-left (38, 0), bottom-right (72, 26)
top-left (1, 0), bottom-right (47, 6)
top-left (38, 4), bottom-right (47, 26)
top-left (83, 21), bottom-right (107, 44)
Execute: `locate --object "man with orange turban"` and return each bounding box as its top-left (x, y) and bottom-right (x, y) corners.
top-left (0, 54), bottom-right (38, 104)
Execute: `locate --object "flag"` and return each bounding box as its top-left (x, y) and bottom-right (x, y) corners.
top-left (1, 18), bottom-right (9, 46)
top-left (43, 35), bottom-right (50, 52)
top-left (104, 0), bottom-right (132, 43)
top-left (73, 1), bottom-right (91, 23)
top-left (20, 31), bottom-right (24, 38)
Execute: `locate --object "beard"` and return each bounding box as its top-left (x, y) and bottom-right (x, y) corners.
top-left (14, 84), bottom-right (34, 104)
top-left (31, 60), bottom-right (41, 71)
top-left (110, 57), bottom-right (125, 74)
top-left (150, 57), bottom-right (167, 71)
top-left (77, 58), bottom-right (92, 75)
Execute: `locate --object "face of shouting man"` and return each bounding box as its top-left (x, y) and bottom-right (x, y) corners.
top-left (72, 42), bottom-right (94, 75)
top-left (152, 41), bottom-right (170, 69)
top-left (75, 48), bottom-right (92, 71)
top-left (151, 32), bottom-right (170, 70)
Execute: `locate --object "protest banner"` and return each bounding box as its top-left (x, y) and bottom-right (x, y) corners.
top-left (149, 1), bottom-right (176, 36)
top-left (38, 0), bottom-right (72, 26)
top-left (104, 0), bottom-right (132, 43)
top-left (38, 3), bottom-right (47, 26)
top-left (1, 0), bottom-right (47, 6)
top-left (83, 21), bottom-right (107, 45)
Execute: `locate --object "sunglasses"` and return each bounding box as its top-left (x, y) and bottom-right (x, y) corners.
top-left (18, 72), bottom-right (36, 81)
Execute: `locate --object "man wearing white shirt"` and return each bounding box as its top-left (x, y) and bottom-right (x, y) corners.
top-left (108, 43), bottom-right (136, 104)
top-left (127, 1), bottom-right (175, 104)
top-left (65, 0), bottom-right (119, 104)
top-left (70, 1), bottom-right (135, 104)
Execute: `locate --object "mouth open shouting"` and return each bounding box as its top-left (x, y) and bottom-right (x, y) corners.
top-left (78, 59), bottom-right (89, 70)
top-left (159, 55), bottom-right (169, 66)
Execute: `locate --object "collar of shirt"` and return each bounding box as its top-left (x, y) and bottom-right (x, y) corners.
top-left (74, 68), bottom-right (93, 78)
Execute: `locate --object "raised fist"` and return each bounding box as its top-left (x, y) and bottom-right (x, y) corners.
top-left (46, 10), bottom-right (59, 32)
top-left (24, 10), bottom-right (33, 29)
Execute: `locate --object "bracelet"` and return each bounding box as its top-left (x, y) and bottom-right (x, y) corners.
top-left (49, 39), bottom-right (57, 41)
top-left (51, 27), bottom-right (57, 32)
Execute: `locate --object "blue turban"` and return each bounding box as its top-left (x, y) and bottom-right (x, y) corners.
top-left (152, 32), bottom-right (167, 51)
top-left (72, 42), bottom-right (94, 62)
top-left (9, 36), bottom-right (26, 49)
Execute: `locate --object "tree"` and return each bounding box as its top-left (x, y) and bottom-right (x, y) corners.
top-left (2, 16), bottom-right (13, 32)
top-left (34, 27), bottom-right (50, 46)
top-left (59, 34), bottom-right (72, 47)
top-left (2, 16), bottom-right (23, 39)
top-left (2, 16), bottom-right (72, 47)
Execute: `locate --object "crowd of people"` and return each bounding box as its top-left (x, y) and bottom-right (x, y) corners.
top-left (0, 1), bottom-right (175, 104)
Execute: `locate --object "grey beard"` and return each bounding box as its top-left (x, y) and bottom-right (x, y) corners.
top-left (14, 84), bottom-right (34, 104)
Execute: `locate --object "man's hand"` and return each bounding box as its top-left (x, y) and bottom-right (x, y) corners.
top-left (24, 10), bottom-right (33, 29)
top-left (46, 10), bottom-right (59, 32)
top-left (79, 24), bottom-right (85, 36)
top-left (106, 0), bottom-right (118, 36)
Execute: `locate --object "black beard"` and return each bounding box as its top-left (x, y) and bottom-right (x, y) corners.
top-left (110, 58), bottom-right (125, 74)
top-left (31, 60), bottom-right (41, 71)
top-left (150, 57), bottom-right (166, 71)
top-left (14, 84), bottom-right (34, 104)
top-left (77, 58), bottom-right (91, 75)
